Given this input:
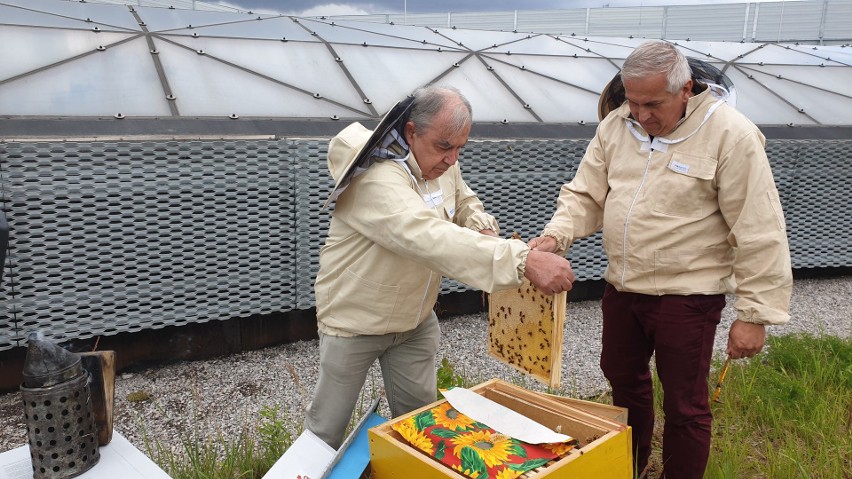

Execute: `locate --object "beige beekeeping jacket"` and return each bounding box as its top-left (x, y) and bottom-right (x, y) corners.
top-left (315, 123), bottom-right (529, 337)
top-left (543, 88), bottom-right (792, 325)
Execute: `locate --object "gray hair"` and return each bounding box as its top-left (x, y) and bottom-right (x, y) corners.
top-left (621, 41), bottom-right (691, 95)
top-left (408, 85), bottom-right (472, 134)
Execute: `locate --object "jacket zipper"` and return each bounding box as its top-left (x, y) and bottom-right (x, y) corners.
top-left (621, 149), bottom-right (655, 289)
top-left (402, 163), bottom-right (435, 327)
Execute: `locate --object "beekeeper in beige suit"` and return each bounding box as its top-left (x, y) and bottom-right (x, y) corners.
top-left (304, 85), bottom-right (575, 449)
top-left (530, 42), bottom-right (792, 478)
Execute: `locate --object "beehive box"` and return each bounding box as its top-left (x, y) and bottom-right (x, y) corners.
top-left (369, 379), bottom-right (632, 478)
top-left (488, 278), bottom-right (567, 388)
top-left (542, 392), bottom-right (629, 424)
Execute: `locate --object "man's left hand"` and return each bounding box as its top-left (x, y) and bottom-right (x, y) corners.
top-left (726, 320), bottom-right (766, 359)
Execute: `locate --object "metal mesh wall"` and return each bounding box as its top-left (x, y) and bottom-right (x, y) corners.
top-left (0, 140), bottom-right (296, 348)
top-left (0, 188), bottom-right (11, 349)
top-left (1, 137), bottom-right (851, 350)
top-left (765, 140), bottom-right (802, 212)
top-left (785, 141), bottom-right (852, 268)
top-left (453, 139), bottom-right (607, 294)
top-left (293, 140), bottom-right (333, 310)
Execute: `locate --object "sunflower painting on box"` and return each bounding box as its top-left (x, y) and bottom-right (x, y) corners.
top-left (391, 401), bottom-right (576, 478)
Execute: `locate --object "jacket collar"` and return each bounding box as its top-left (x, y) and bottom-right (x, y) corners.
top-left (404, 151), bottom-right (426, 182)
top-left (618, 87), bottom-right (730, 151)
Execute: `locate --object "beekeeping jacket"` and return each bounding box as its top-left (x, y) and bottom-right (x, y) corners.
top-left (542, 87), bottom-right (792, 325)
top-left (315, 123), bottom-right (529, 337)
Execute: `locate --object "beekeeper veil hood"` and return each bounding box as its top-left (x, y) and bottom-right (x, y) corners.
top-left (597, 57), bottom-right (736, 121)
top-left (323, 96), bottom-right (416, 208)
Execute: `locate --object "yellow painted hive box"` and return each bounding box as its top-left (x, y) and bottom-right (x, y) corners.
top-left (368, 379), bottom-right (633, 478)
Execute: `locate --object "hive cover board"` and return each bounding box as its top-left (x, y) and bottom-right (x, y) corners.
top-left (488, 277), bottom-right (567, 388)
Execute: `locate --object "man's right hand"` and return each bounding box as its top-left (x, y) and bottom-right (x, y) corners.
top-left (524, 249), bottom-right (575, 295)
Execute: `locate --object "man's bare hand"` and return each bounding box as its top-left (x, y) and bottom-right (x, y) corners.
top-left (726, 320), bottom-right (766, 359)
top-left (524, 250), bottom-right (575, 295)
top-left (528, 236), bottom-right (558, 253)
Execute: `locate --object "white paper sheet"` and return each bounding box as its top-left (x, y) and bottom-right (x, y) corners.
top-left (0, 431), bottom-right (171, 479)
top-left (442, 387), bottom-right (573, 444)
top-left (262, 429), bottom-right (335, 479)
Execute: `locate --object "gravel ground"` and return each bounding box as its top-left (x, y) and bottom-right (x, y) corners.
top-left (0, 276), bottom-right (849, 458)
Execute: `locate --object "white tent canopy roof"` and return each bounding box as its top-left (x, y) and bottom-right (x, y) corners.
top-left (1, 0), bottom-right (851, 126)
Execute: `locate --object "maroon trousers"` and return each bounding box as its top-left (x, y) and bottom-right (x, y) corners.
top-left (600, 284), bottom-right (724, 479)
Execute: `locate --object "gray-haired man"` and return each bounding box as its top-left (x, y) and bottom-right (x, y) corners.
top-left (305, 85), bottom-right (575, 449)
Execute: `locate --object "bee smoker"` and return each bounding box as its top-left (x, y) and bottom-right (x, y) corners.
top-left (19, 333), bottom-right (100, 478)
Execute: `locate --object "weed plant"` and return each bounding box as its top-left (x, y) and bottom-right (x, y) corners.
top-left (141, 403), bottom-right (296, 479)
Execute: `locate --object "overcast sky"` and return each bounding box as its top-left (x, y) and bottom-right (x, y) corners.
top-left (216, 0), bottom-right (725, 16)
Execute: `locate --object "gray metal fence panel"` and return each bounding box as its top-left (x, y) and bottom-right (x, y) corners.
top-left (665, 4), bottom-right (750, 42)
top-left (765, 140), bottom-right (802, 212)
top-left (824, 0), bottom-right (852, 40)
top-left (328, 14), bottom-right (393, 24)
top-left (440, 138), bottom-right (606, 293)
top-left (0, 176), bottom-right (13, 349)
top-left (293, 139), bottom-right (333, 310)
top-left (754, 2), bottom-right (826, 43)
top-left (1, 136), bottom-right (850, 350)
top-left (588, 7), bottom-right (663, 38)
top-left (785, 140), bottom-right (852, 269)
top-left (515, 10), bottom-right (588, 36)
top-left (621, 8), bottom-right (665, 41)
top-left (450, 12), bottom-right (517, 32)
top-left (773, 2), bottom-right (828, 42)
top-left (328, 1), bottom-right (851, 44)
top-left (396, 13), bottom-right (450, 28)
top-left (0, 140), bottom-right (296, 347)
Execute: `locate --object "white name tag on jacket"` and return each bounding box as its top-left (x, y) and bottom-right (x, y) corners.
top-left (669, 160), bottom-right (690, 174)
top-left (422, 189), bottom-right (443, 208)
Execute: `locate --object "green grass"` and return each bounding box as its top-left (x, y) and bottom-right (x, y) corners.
top-left (704, 334), bottom-right (852, 479)
top-left (135, 334), bottom-right (851, 478)
top-left (141, 404), bottom-right (296, 479)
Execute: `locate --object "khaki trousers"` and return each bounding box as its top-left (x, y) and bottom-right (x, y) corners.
top-left (304, 313), bottom-right (441, 449)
